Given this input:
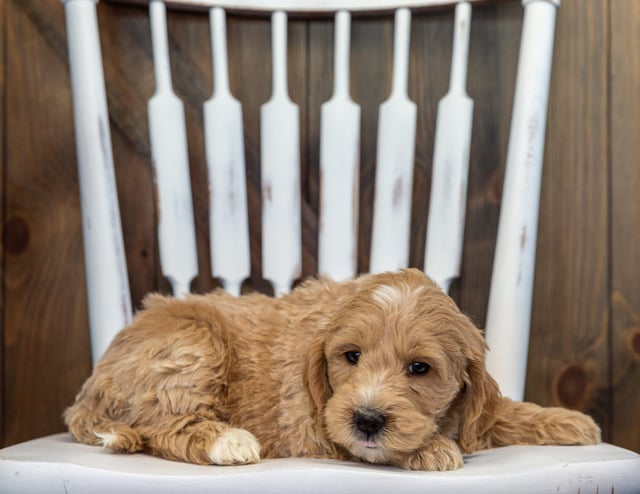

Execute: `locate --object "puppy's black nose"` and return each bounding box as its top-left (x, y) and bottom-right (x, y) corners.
top-left (353, 409), bottom-right (386, 435)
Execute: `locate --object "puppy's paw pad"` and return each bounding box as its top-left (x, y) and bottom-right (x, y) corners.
top-left (209, 428), bottom-right (261, 465)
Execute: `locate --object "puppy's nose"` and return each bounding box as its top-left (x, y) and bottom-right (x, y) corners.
top-left (353, 408), bottom-right (386, 435)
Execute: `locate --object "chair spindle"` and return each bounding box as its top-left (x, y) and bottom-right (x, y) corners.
top-left (260, 10), bottom-right (302, 296)
top-left (63, 0), bottom-right (132, 364)
top-left (205, 7), bottom-right (251, 296)
top-left (369, 8), bottom-right (417, 273)
top-left (318, 10), bottom-right (361, 282)
top-left (148, 0), bottom-right (199, 297)
top-left (485, 0), bottom-right (560, 401)
top-left (424, 1), bottom-right (473, 294)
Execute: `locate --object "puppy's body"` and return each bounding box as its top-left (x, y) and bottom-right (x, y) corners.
top-left (66, 277), bottom-right (354, 464)
top-left (66, 269), bottom-right (600, 470)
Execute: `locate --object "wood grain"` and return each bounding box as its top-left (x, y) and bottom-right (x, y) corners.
top-left (4, 0), bottom-right (91, 444)
top-left (457, 2), bottom-right (519, 324)
top-left (226, 15), bottom-right (273, 291)
top-left (307, 18), bottom-right (332, 277)
top-left (610, 0), bottom-right (640, 453)
top-left (525, 0), bottom-right (610, 436)
top-left (409, 8), bottom-right (450, 274)
top-left (2, 0), bottom-right (640, 452)
top-left (0, 0), bottom-right (6, 448)
top-left (351, 17), bottom-right (392, 273)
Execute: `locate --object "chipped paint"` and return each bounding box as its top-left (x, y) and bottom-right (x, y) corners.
top-left (263, 183), bottom-right (273, 203)
top-left (392, 177), bottom-right (403, 208)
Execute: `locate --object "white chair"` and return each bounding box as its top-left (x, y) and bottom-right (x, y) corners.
top-left (1, 0), bottom-right (639, 492)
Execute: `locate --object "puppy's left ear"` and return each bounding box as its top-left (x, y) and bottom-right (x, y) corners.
top-left (457, 322), bottom-right (502, 453)
top-left (303, 333), bottom-right (332, 419)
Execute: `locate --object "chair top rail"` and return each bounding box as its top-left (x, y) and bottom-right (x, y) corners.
top-left (106, 0), bottom-right (503, 15)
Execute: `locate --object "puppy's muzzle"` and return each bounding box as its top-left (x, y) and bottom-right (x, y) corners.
top-left (353, 408), bottom-right (386, 436)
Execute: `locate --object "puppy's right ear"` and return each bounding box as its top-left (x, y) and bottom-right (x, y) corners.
top-left (456, 322), bottom-right (501, 453)
top-left (303, 334), bottom-right (332, 417)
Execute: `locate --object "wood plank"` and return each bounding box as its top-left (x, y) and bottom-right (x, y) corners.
top-left (409, 8), bottom-right (454, 277)
top-left (525, 0), bottom-right (610, 438)
top-left (307, 18), bottom-right (332, 277)
top-left (0, 0), bottom-right (6, 448)
top-left (284, 18), bottom-right (308, 282)
top-left (610, 0), bottom-right (640, 453)
top-left (448, 1), bottom-right (521, 324)
top-left (222, 15), bottom-right (272, 293)
top-left (4, 0), bottom-right (91, 445)
top-left (351, 17), bottom-right (393, 273)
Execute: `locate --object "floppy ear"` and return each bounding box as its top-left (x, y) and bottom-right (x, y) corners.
top-left (456, 324), bottom-right (502, 453)
top-left (303, 332), bottom-right (332, 422)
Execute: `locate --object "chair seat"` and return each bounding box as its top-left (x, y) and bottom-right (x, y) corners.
top-left (1, 433), bottom-right (638, 494)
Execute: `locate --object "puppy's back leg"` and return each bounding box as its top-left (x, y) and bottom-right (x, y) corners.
top-left (137, 300), bottom-right (261, 464)
top-left (65, 402), bottom-right (144, 453)
top-left (68, 295), bottom-right (262, 465)
top-left (488, 399), bottom-right (601, 447)
top-left (140, 411), bottom-right (261, 465)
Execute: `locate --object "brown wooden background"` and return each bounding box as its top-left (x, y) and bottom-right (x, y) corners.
top-left (1, 0), bottom-right (639, 452)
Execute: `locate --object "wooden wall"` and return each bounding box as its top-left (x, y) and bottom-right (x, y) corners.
top-left (1, 0), bottom-right (639, 452)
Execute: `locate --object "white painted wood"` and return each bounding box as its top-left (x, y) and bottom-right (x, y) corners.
top-left (148, 0), bottom-right (199, 297)
top-left (205, 7), bottom-right (251, 296)
top-left (369, 8), bottom-right (417, 273)
top-left (118, 0), bottom-right (491, 13)
top-left (4, 434), bottom-right (640, 493)
top-left (424, 1), bottom-right (473, 293)
top-left (484, 0), bottom-right (559, 401)
top-left (63, 0), bottom-right (132, 364)
top-left (318, 11), bottom-right (361, 282)
top-left (261, 11), bottom-right (302, 296)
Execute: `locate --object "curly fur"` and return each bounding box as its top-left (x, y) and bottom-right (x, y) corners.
top-left (65, 269), bottom-right (600, 470)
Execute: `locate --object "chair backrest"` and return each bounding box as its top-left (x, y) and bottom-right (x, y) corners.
top-left (62, 0), bottom-right (559, 402)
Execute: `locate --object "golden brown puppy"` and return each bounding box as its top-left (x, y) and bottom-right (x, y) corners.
top-left (65, 269), bottom-right (600, 470)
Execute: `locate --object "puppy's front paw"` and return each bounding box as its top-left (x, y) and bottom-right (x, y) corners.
top-left (209, 428), bottom-right (261, 465)
top-left (575, 413), bottom-right (601, 445)
top-left (399, 436), bottom-right (464, 471)
top-left (546, 409), bottom-right (601, 445)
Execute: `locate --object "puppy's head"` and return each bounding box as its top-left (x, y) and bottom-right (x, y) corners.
top-left (304, 268), bottom-right (500, 464)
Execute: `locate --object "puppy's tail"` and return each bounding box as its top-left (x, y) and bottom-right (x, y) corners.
top-left (64, 402), bottom-right (144, 454)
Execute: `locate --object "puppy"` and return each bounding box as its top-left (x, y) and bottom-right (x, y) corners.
top-left (65, 269), bottom-right (600, 470)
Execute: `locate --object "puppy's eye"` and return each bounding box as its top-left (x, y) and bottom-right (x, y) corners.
top-left (344, 351), bottom-right (361, 365)
top-left (408, 362), bottom-right (431, 375)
